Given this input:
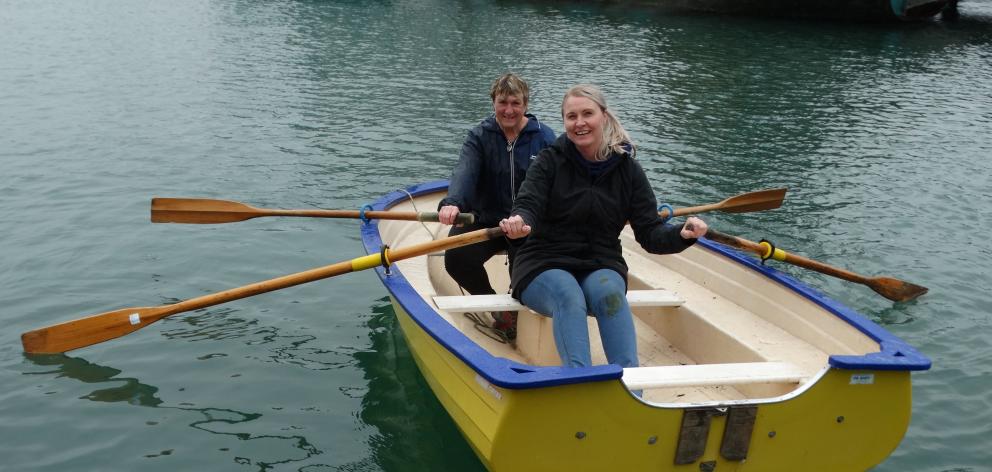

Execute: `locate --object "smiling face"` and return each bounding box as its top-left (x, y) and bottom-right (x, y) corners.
top-left (493, 93), bottom-right (527, 133)
top-left (562, 95), bottom-right (605, 161)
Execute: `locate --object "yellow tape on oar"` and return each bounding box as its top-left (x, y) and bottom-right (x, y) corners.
top-left (350, 245), bottom-right (392, 272)
top-left (351, 253), bottom-right (383, 271)
top-left (758, 239), bottom-right (787, 263)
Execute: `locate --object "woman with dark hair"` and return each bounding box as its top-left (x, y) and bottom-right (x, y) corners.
top-left (500, 84), bottom-right (708, 368)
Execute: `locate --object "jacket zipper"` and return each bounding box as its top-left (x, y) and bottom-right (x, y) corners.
top-left (507, 139), bottom-right (517, 203)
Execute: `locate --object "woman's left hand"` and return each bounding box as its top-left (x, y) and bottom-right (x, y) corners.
top-left (680, 216), bottom-right (708, 239)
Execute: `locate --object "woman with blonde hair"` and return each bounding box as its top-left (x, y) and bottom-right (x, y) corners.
top-left (500, 84), bottom-right (707, 369)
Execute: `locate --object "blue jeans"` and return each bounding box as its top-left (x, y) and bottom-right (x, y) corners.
top-left (520, 269), bottom-right (639, 368)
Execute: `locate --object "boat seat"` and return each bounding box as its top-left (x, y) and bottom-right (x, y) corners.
top-left (621, 361), bottom-right (807, 390)
top-left (434, 290), bottom-right (685, 366)
top-left (432, 290), bottom-right (685, 313)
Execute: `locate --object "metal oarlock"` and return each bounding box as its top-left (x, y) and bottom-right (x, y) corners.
top-left (379, 244), bottom-right (392, 275)
top-left (658, 203), bottom-right (675, 223)
top-left (359, 204), bottom-right (375, 225)
top-left (758, 238), bottom-right (777, 265)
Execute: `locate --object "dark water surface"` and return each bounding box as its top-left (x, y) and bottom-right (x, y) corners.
top-left (2, 0), bottom-right (991, 470)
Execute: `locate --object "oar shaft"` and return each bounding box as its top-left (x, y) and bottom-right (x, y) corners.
top-left (254, 209), bottom-right (467, 224)
top-left (166, 226), bottom-right (500, 314)
top-left (657, 188), bottom-right (787, 219)
top-left (21, 227), bottom-right (504, 354)
top-left (703, 229), bottom-right (927, 302)
top-left (669, 202), bottom-right (718, 218)
top-left (151, 198), bottom-right (475, 225)
top-left (162, 260), bottom-right (357, 317)
top-left (704, 229), bottom-right (867, 284)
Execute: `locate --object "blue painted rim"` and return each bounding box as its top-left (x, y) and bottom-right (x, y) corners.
top-left (360, 181), bottom-right (930, 390)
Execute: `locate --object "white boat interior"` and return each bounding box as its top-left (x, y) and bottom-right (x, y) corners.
top-left (379, 193), bottom-right (881, 404)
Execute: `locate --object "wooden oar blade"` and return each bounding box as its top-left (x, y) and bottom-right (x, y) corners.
top-left (869, 277), bottom-right (929, 302)
top-left (21, 306), bottom-right (166, 354)
top-left (151, 198), bottom-right (260, 224)
top-left (717, 188), bottom-right (788, 214)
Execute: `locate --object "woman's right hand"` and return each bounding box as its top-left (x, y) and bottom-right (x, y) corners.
top-left (499, 215), bottom-right (531, 239)
top-left (438, 205), bottom-right (461, 226)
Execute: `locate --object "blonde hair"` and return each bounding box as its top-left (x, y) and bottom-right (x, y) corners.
top-left (561, 84), bottom-right (634, 161)
top-left (490, 73), bottom-right (530, 105)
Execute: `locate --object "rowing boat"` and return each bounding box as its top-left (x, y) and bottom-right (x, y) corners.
top-left (359, 180), bottom-right (929, 471)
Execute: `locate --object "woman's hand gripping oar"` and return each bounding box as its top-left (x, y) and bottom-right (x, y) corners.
top-left (20, 228), bottom-right (504, 354)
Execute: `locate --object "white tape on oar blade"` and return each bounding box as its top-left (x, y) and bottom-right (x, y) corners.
top-left (129, 313), bottom-right (141, 325)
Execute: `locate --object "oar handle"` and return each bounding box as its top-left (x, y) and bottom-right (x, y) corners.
top-left (414, 211), bottom-right (476, 225)
top-left (265, 209), bottom-right (473, 224)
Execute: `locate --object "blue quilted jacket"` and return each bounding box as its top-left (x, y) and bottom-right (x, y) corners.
top-left (439, 114), bottom-right (556, 226)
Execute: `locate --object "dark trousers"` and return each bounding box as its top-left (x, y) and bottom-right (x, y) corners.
top-left (444, 222), bottom-right (517, 295)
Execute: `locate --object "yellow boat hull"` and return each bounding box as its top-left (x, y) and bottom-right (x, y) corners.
top-left (363, 181), bottom-right (927, 471)
top-left (392, 296), bottom-right (911, 471)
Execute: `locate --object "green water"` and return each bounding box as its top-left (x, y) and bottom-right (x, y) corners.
top-left (2, 0), bottom-right (990, 470)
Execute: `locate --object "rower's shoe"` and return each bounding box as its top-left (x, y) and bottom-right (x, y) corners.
top-left (491, 311), bottom-right (518, 341)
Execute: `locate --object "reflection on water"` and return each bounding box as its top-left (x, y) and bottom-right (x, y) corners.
top-left (25, 354), bottom-right (164, 407)
top-left (348, 298), bottom-right (484, 472)
top-left (160, 305), bottom-right (361, 371)
top-left (22, 353), bottom-right (323, 470)
top-left (185, 408), bottom-right (322, 470)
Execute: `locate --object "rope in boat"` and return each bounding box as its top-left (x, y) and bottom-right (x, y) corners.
top-left (398, 188), bottom-right (511, 345)
top-left (399, 188), bottom-right (435, 238)
top-left (398, 189), bottom-right (511, 344)
top-left (465, 312), bottom-right (513, 345)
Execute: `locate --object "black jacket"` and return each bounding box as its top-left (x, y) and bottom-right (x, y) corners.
top-left (509, 135), bottom-right (694, 298)
top-left (439, 114), bottom-right (556, 226)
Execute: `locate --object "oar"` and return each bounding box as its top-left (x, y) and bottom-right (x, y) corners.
top-left (20, 227), bottom-right (504, 354)
top-left (150, 198), bottom-right (476, 225)
top-left (153, 188), bottom-right (787, 226)
top-left (659, 188), bottom-right (788, 219)
top-left (703, 229), bottom-right (928, 302)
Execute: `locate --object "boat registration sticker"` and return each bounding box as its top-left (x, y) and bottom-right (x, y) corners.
top-left (850, 373), bottom-right (874, 385)
top-left (475, 374), bottom-right (503, 400)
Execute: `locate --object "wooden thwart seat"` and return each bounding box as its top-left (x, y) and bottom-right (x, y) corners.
top-left (622, 361), bottom-right (808, 390)
top-left (432, 289), bottom-right (685, 313)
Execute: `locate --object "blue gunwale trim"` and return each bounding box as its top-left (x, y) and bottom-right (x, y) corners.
top-left (361, 182), bottom-right (930, 390)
